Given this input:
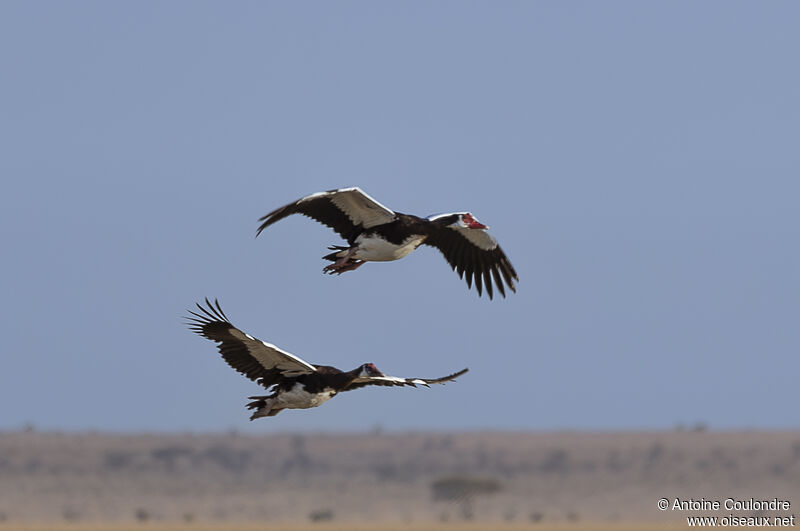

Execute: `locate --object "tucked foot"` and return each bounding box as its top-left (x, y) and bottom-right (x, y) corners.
top-left (247, 395), bottom-right (277, 420)
top-left (322, 247), bottom-right (360, 274)
top-left (323, 259), bottom-right (365, 275)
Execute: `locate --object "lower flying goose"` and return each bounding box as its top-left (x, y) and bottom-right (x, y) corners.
top-left (187, 299), bottom-right (468, 419)
top-left (256, 187), bottom-right (518, 299)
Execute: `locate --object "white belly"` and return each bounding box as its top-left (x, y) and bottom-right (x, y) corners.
top-left (275, 383), bottom-right (337, 410)
top-left (354, 234), bottom-right (426, 262)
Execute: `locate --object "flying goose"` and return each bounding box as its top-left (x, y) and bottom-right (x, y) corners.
top-left (256, 187), bottom-right (518, 299)
top-left (187, 299), bottom-right (468, 419)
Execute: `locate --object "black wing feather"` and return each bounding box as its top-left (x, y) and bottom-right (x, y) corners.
top-left (473, 255), bottom-right (484, 297)
top-left (424, 228), bottom-right (518, 299)
top-left (342, 368), bottom-right (469, 391)
top-left (491, 266), bottom-right (506, 298)
top-left (186, 299), bottom-right (315, 388)
top-left (482, 259), bottom-right (493, 300)
top-left (256, 193), bottom-right (362, 243)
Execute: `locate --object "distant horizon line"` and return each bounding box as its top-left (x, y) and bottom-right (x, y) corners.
top-left (2, 424), bottom-right (798, 437)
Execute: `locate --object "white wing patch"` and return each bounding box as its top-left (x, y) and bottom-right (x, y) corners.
top-left (426, 212), bottom-right (462, 222)
top-left (229, 329), bottom-right (317, 376)
top-left (354, 375), bottom-right (431, 387)
top-left (450, 226), bottom-right (498, 251)
top-left (327, 187), bottom-right (397, 228)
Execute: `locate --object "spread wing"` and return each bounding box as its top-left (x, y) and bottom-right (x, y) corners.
top-left (256, 187), bottom-right (397, 243)
top-left (186, 299), bottom-right (317, 388)
top-left (424, 224), bottom-right (518, 299)
top-left (342, 368), bottom-right (469, 392)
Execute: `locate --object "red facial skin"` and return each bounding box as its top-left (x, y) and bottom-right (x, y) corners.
top-left (462, 213), bottom-right (487, 230)
top-left (365, 363), bottom-right (385, 377)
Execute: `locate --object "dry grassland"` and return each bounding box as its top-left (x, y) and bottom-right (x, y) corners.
top-left (3, 430), bottom-right (798, 525)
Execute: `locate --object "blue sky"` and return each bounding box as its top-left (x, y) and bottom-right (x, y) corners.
top-left (1, 1), bottom-right (798, 432)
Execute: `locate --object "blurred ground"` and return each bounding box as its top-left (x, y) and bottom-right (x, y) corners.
top-left (1, 430), bottom-right (798, 525)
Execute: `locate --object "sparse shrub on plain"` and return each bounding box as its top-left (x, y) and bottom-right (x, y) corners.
top-left (103, 450), bottom-right (135, 470)
top-left (151, 445), bottom-right (195, 470)
top-left (134, 507), bottom-right (150, 522)
top-left (62, 507), bottom-right (81, 522)
top-left (308, 508), bottom-right (334, 522)
top-left (373, 463), bottom-right (399, 481)
top-left (792, 441), bottom-right (800, 459)
top-left (540, 448), bottom-right (569, 474)
top-left (646, 442), bottom-right (665, 464)
top-left (606, 450), bottom-right (625, 472)
top-left (430, 476), bottom-right (502, 520)
top-left (204, 444), bottom-right (250, 473)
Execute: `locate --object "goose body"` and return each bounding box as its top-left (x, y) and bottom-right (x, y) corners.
top-left (256, 187), bottom-right (518, 299)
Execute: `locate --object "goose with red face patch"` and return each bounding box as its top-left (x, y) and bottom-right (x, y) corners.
top-left (256, 187), bottom-right (518, 299)
top-left (187, 299), bottom-right (468, 420)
